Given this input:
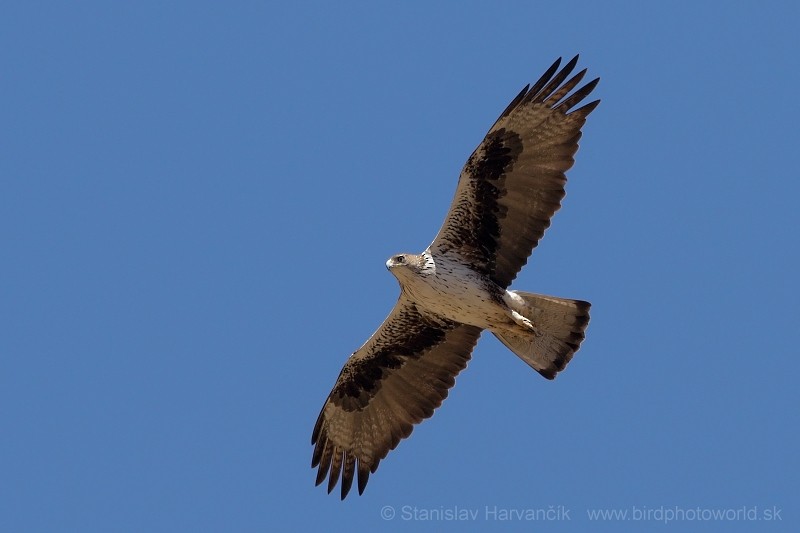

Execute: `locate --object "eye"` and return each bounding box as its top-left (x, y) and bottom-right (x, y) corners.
top-left (395, 255), bottom-right (405, 264)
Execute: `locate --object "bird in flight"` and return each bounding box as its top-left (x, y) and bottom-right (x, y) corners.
top-left (312, 56), bottom-right (599, 499)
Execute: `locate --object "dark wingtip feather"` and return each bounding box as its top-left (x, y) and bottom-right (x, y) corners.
top-left (565, 54), bottom-right (580, 72)
top-left (314, 470), bottom-right (326, 487)
top-left (340, 476), bottom-right (353, 500)
top-left (539, 57), bottom-right (563, 84)
top-left (526, 57), bottom-right (562, 102)
top-left (311, 406), bottom-right (324, 445)
top-left (326, 449), bottom-right (342, 494)
top-left (311, 444), bottom-right (321, 468)
top-left (314, 442), bottom-right (333, 486)
top-left (544, 68), bottom-right (587, 107)
top-left (573, 98), bottom-right (601, 117)
top-left (357, 461), bottom-right (370, 495)
top-left (559, 77), bottom-right (600, 114)
top-left (340, 453), bottom-right (355, 499)
top-left (533, 55), bottom-right (579, 104)
top-left (494, 84), bottom-right (531, 125)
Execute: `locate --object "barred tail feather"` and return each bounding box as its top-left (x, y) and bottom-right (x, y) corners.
top-left (493, 291), bottom-right (590, 379)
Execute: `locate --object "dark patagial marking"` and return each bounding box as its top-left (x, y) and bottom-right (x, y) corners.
top-left (330, 315), bottom-right (453, 411)
top-left (445, 128), bottom-right (523, 282)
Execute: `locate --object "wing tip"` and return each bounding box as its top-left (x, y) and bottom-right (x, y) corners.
top-left (574, 98), bottom-right (601, 117)
top-left (313, 429), bottom-right (378, 499)
top-left (501, 55), bottom-right (601, 119)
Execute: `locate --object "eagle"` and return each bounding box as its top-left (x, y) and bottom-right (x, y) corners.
top-left (312, 56), bottom-right (599, 499)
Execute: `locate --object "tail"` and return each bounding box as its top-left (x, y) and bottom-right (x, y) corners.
top-left (493, 291), bottom-right (590, 380)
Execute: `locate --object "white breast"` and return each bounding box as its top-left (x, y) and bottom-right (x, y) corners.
top-left (403, 254), bottom-right (508, 329)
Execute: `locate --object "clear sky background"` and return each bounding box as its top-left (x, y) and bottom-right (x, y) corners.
top-left (2, 1), bottom-right (798, 532)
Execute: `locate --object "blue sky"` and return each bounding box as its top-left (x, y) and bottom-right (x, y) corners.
top-left (2, 1), bottom-right (798, 531)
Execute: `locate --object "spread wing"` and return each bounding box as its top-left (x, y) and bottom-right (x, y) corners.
top-left (311, 296), bottom-right (482, 499)
top-left (429, 55), bottom-right (600, 288)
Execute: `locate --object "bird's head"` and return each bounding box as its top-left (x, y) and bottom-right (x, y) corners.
top-left (386, 252), bottom-right (434, 279)
top-left (386, 253), bottom-right (413, 271)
